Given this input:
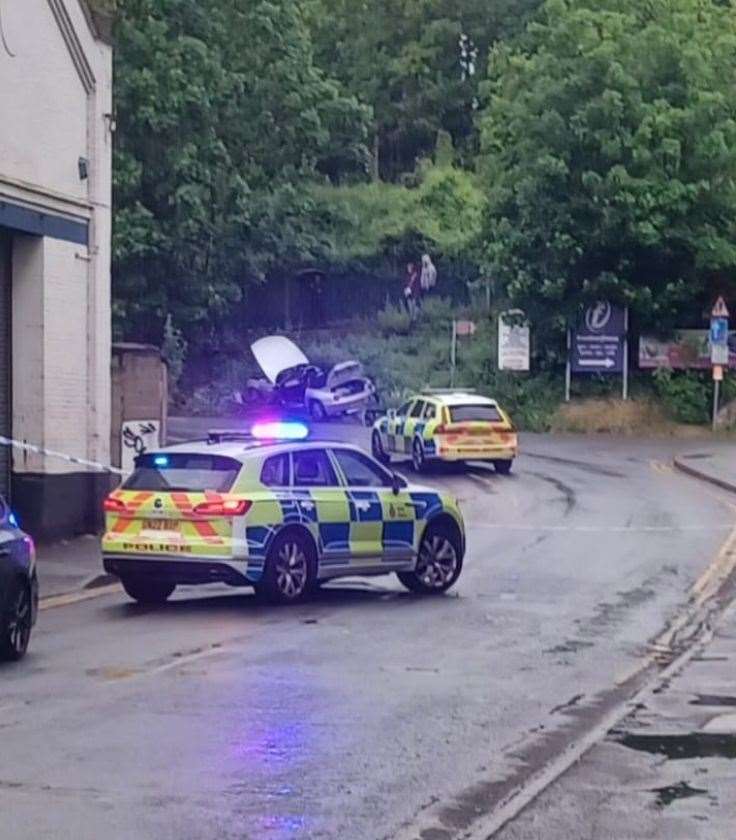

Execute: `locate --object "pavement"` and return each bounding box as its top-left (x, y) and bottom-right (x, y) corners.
top-left (496, 602), bottom-right (736, 840)
top-left (674, 447), bottom-right (736, 494)
top-left (496, 444), bottom-right (736, 839)
top-left (10, 424), bottom-right (736, 840)
top-left (35, 534), bottom-right (111, 600)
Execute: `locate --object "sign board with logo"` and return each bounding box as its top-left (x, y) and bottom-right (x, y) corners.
top-left (121, 420), bottom-right (161, 475)
top-left (571, 302), bottom-right (626, 373)
top-left (498, 312), bottom-right (530, 371)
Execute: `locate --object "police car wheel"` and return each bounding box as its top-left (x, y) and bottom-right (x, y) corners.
top-left (372, 431), bottom-right (390, 464)
top-left (493, 459), bottom-right (513, 475)
top-left (412, 439), bottom-right (426, 473)
top-left (258, 531), bottom-right (316, 604)
top-left (121, 577), bottom-right (175, 604)
top-left (0, 580), bottom-right (32, 661)
top-left (398, 524), bottom-right (462, 595)
top-left (309, 400), bottom-right (327, 421)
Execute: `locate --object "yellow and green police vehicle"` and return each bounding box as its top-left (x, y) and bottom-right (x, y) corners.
top-left (371, 390), bottom-right (518, 474)
top-left (102, 423), bottom-right (465, 605)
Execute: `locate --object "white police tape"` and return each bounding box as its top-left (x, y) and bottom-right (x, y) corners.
top-left (0, 435), bottom-right (125, 476)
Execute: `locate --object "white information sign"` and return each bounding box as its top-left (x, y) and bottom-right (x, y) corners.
top-left (498, 313), bottom-right (530, 371)
top-left (121, 420), bottom-right (161, 474)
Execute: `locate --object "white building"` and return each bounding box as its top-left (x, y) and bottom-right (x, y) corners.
top-left (0, 0), bottom-right (112, 537)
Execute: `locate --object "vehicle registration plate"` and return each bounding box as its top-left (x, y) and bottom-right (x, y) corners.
top-left (142, 519), bottom-right (179, 532)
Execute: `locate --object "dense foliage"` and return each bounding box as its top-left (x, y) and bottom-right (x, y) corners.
top-left (111, 0), bottom-right (736, 425)
top-left (113, 0), bottom-right (369, 346)
top-left (307, 0), bottom-right (541, 180)
top-left (313, 162), bottom-right (485, 264)
top-left (478, 0), bottom-right (736, 343)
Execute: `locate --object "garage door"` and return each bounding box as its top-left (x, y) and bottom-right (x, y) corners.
top-left (0, 231), bottom-right (11, 498)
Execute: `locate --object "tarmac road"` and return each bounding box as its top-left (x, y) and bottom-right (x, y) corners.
top-left (1, 424), bottom-right (734, 840)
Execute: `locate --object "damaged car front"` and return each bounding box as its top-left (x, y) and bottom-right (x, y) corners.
top-left (247, 335), bottom-right (376, 419)
top-left (304, 360), bottom-right (377, 420)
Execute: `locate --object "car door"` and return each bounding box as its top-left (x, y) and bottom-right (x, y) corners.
top-left (330, 448), bottom-right (416, 565)
top-left (386, 400), bottom-right (413, 454)
top-left (421, 400), bottom-right (439, 457)
top-left (290, 448), bottom-right (351, 569)
top-left (402, 399), bottom-right (426, 454)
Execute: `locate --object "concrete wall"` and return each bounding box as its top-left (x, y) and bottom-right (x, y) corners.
top-left (111, 348), bottom-right (168, 469)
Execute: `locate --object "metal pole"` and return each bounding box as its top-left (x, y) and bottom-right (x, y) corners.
top-left (565, 328), bottom-right (571, 402)
top-left (622, 307), bottom-right (629, 401)
top-left (713, 378), bottom-right (720, 432)
top-left (450, 320), bottom-right (457, 387)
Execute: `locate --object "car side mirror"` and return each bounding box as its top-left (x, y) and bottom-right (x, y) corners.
top-left (391, 472), bottom-right (406, 495)
top-left (387, 409), bottom-right (396, 420)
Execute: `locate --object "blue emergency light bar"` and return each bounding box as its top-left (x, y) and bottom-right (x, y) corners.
top-left (153, 455), bottom-right (170, 467)
top-left (251, 421), bottom-right (310, 441)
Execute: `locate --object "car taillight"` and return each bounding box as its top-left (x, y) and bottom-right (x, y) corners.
top-left (103, 496), bottom-right (127, 513)
top-left (193, 499), bottom-right (252, 517)
top-left (435, 425), bottom-right (447, 434)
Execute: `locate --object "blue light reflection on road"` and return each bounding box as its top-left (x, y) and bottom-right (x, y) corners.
top-left (228, 668), bottom-right (317, 839)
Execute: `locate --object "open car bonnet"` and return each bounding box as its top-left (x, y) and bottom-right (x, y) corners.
top-left (326, 360), bottom-right (365, 389)
top-left (251, 336), bottom-right (309, 384)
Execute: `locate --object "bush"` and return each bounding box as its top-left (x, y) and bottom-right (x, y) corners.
top-left (376, 304), bottom-right (411, 336)
top-left (551, 398), bottom-right (669, 435)
top-left (653, 370), bottom-right (711, 425)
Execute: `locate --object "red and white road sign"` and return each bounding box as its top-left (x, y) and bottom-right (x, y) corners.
top-left (712, 296), bottom-right (730, 318)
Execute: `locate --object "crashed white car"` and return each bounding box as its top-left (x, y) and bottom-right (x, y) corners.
top-left (245, 335), bottom-right (377, 420)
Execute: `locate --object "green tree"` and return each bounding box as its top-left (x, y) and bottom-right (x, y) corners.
top-left (307, 0), bottom-right (541, 181)
top-left (113, 0), bottom-right (369, 349)
top-left (313, 163), bottom-right (485, 263)
top-left (478, 0), bottom-right (736, 343)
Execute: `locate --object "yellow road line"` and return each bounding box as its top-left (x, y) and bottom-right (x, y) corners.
top-left (39, 583), bottom-right (121, 612)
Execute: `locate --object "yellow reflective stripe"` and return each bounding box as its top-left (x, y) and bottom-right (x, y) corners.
top-left (348, 521), bottom-right (382, 556)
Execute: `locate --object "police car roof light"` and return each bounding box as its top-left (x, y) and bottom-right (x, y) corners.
top-left (420, 387), bottom-right (478, 395)
top-left (251, 421), bottom-right (309, 441)
top-left (207, 430), bottom-right (256, 445)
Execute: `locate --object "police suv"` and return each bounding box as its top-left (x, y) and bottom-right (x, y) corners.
top-left (102, 423), bottom-right (465, 605)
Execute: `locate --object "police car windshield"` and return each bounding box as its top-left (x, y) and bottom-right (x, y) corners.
top-left (449, 405), bottom-right (503, 423)
top-left (123, 453), bottom-right (241, 493)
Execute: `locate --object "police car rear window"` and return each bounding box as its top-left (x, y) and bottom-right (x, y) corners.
top-left (123, 454), bottom-right (241, 492)
top-left (449, 405), bottom-right (503, 423)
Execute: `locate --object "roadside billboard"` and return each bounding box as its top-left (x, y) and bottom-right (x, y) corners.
top-left (639, 331), bottom-right (736, 369)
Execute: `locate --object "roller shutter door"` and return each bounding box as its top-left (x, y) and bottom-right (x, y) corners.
top-left (0, 231), bottom-right (11, 498)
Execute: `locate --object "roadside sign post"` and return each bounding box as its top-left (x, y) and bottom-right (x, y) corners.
top-left (709, 297), bottom-right (730, 430)
top-left (450, 319), bottom-right (476, 386)
top-left (450, 320), bottom-right (457, 387)
top-left (568, 302), bottom-right (628, 399)
top-left (622, 307), bottom-right (629, 401)
top-left (713, 365), bottom-right (723, 432)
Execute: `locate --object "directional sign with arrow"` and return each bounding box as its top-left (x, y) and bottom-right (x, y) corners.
top-left (571, 302), bottom-right (626, 374)
top-left (577, 358), bottom-right (615, 369)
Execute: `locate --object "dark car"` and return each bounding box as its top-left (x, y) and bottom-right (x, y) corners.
top-left (0, 500), bottom-right (38, 661)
